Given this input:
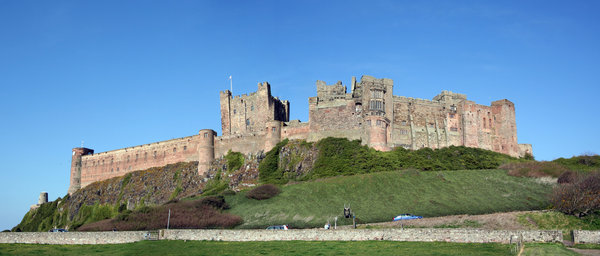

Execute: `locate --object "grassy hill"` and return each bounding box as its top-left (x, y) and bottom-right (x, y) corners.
top-left (17, 137), bottom-right (582, 232)
top-left (226, 169), bottom-right (552, 228)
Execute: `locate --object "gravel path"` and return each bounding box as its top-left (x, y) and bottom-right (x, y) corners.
top-left (366, 211), bottom-right (540, 230)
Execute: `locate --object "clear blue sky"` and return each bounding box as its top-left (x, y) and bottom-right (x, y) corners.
top-left (1, 1), bottom-right (599, 231)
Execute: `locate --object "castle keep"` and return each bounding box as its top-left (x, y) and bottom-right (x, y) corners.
top-left (68, 75), bottom-right (532, 194)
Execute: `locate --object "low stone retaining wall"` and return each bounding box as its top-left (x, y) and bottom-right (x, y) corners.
top-left (0, 231), bottom-right (148, 244)
top-left (0, 229), bottom-right (563, 245)
top-left (162, 229), bottom-right (562, 244)
top-left (574, 230), bottom-right (600, 244)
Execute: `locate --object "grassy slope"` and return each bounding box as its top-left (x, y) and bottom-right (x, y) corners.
top-left (0, 241), bottom-right (515, 256)
top-left (522, 243), bottom-right (578, 256)
top-left (226, 169), bottom-right (552, 228)
top-left (518, 211), bottom-right (600, 231)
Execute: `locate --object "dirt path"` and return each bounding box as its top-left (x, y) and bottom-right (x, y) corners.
top-left (568, 248), bottom-right (600, 256)
top-left (366, 211), bottom-right (540, 230)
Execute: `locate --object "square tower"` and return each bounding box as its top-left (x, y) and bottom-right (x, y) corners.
top-left (220, 82), bottom-right (289, 136)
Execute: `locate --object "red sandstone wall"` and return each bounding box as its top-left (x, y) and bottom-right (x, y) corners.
top-left (391, 98), bottom-right (453, 150)
top-left (214, 133), bottom-right (267, 158)
top-left (79, 136), bottom-right (200, 188)
top-left (491, 100), bottom-right (519, 157)
top-left (307, 98), bottom-right (363, 142)
top-left (282, 122), bottom-right (310, 140)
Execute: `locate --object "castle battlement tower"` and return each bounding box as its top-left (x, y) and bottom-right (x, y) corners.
top-left (220, 82), bottom-right (289, 137)
top-left (198, 129), bottom-right (216, 175)
top-left (68, 147), bottom-right (94, 195)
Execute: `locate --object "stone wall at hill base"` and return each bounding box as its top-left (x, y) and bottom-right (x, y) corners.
top-left (0, 228), bottom-right (565, 245)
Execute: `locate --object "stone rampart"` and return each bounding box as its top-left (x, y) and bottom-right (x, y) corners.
top-left (574, 230), bottom-right (600, 244)
top-left (214, 133), bottom-right (267, 157)
top-left (79, 135), bottom-right (199, 187)
top-left (0, 229), bottom-right (562, 245)
top-left (0, 231), bottom-right (148, 244)
top-left (161, 229), bottom-right (562, 244)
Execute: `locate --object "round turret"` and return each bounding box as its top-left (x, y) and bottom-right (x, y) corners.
top-left (365, 115), bottom-right (390, 151)
top-left (38, 192), bottom-right (48, 205)
top-left (68, 147), bottom-right (94, 195)
top-left (264, 120), bottom-right (282, 152)
top-left (198, 129), bottom-right (216, 175)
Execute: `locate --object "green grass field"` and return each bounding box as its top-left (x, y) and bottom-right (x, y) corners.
top-left (226, 169), bottom-right (552, 228)
top-left (0, 241), bottom-right (581, 256)
top-left (521, 243), bottom-right (578, 256)
top-left (0, 240), bottom-right (516, 256)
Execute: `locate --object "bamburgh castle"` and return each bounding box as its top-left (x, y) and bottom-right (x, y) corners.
top-left (68, 75), bottom-right (532, 194)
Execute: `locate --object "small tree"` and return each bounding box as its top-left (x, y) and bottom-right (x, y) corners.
top-left (551, 171), bottom-right (600, 217)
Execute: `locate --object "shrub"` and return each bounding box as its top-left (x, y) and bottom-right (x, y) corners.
top-left (522, 153), bottom-right (535, 160)
top-left (551, 171), bottom-right (600, 217)
top-left (557, 171), bottom-right (577, 184)
top-left (203, 171), bottom-right (229, 196)
top-left (224, 150), bottom-right (244, 172)
top-left (77, 197), bottom-right (243, 231)
top-left (553, 154), bottom-right (600, 171)
top-left (258, 139), bottom-right (289, 184)
top-left (199, 195), bottom-right (230, 209)
top-left (246, 184), bottom-right (281, 200)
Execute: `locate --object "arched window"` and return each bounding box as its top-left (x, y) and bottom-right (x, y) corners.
top-left (173, 147), bottom-right (177, 153)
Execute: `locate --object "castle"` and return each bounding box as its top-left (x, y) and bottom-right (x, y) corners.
top-left (68, 75), bottom-right (532, 195)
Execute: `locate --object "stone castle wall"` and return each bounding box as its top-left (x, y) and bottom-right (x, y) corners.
top-left (0, 229), bottom-right (563, 245)
top-left (78, 136), bottom-right (200, 188)
top-left (69, 74), bottom-right (531, 194)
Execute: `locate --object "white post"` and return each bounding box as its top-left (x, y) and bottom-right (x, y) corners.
top-left (229, 75), bottom-right (233, 93)
top-left (167, 209), bottom-right (171, 230)
top-left (334, 216), bottom-right (337, 229)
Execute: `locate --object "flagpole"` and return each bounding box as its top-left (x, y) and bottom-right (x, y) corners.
top-left (229, 75), bottom-right (233, 93)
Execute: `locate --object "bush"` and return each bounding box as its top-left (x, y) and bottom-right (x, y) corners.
top-left (199, 195), bottom-right (230, 210)
top-left (557, 171), bottom-right (577, 184)
top-left (311, 138), bottom-right (517, 178)
top-left (77, 197), bottom-right (243, 231)
top-left (203, 171), bottom-right (229, 196)
top-left (224, 150), bottom-right (244, 172)
top-left (246, 184), bottom-right (281, 200)
top-left (553, 154), bottom-right (600, 171)
top-left (522, 153), bottom-right (535, 160)
top-left (258, 139), bottom-right (289, 184)
top-left (551, 171), bottom-right (600, 217)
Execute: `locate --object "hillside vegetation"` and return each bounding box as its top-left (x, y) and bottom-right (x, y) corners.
top-left (259, 138), bottom-right (522, 184)
top-left (13, 162), bottom-right (208, 232)
top-left (227, 169), bottom-right (552, 228)
top-left (500, 154), bottom-right (600, 178)
top-left (17, 137), bottom-right (588, 232)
